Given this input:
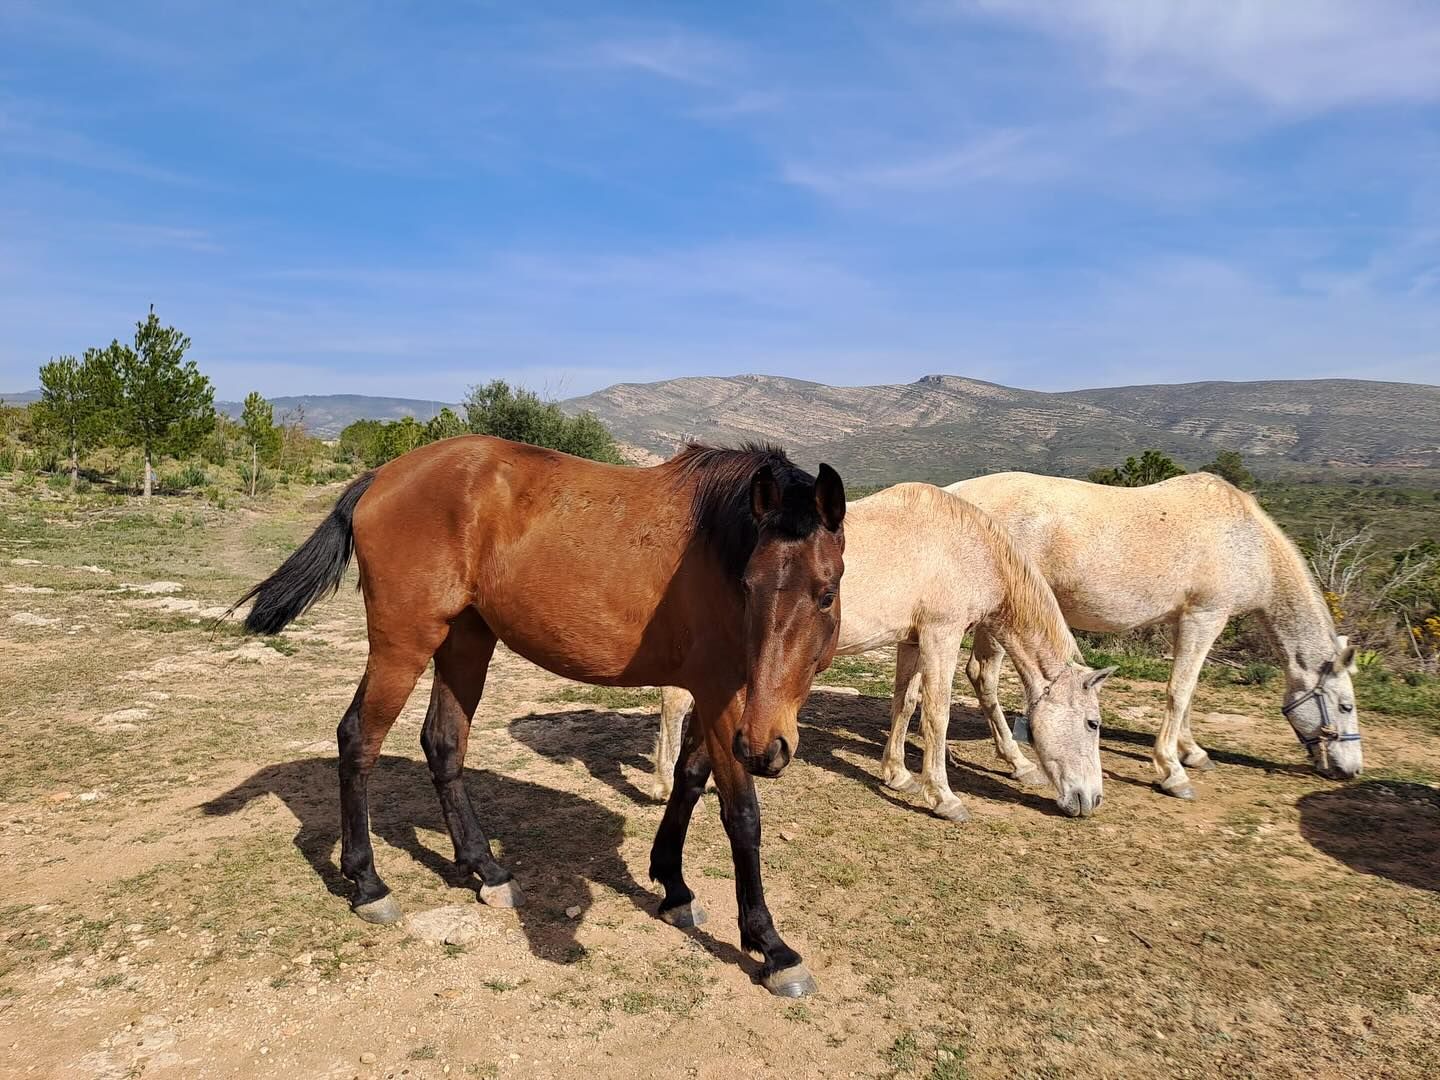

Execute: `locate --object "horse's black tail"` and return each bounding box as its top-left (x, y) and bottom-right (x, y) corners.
top-left (229, 472), bottom-right (376, 635)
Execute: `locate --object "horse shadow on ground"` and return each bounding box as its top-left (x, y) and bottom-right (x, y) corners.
top-left (797, 691), bottom-right (1073, 816)
top-left (1095, 720), bottom-right (1316, 779)
top-left (200, 754), bottom-right (750, 973)
top-left (1297, 780), bottom-right (1440, 894)
top-left (510, 692), bottom-right (1068, 818)
top-left (510, 707), bottom-right (659, 806)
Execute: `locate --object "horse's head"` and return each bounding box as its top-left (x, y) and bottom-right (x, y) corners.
top-left (732, 462), bottom-right (846, 778)
top-left (1283, 635), bottom-right (1362, 780)
top-left (1028, 664), bottom-right (1114, 818)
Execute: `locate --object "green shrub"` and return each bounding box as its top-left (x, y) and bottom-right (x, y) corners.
top-left (160, 462), bottom-right (210, 492)
top-left (114, 463), bottom-right (141, 492)
top-left (1235, 662), bottom-right (1277, 687)
top-left (238, 462), bottom-right (275, 495)
top-left (1078, 644), bottom-right (1171, 682)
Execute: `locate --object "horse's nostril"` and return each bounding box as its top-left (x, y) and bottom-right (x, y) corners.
top-left (732, 730), bottom-right (751, 763)
top-left (766, 736), bottom-right (791, 772)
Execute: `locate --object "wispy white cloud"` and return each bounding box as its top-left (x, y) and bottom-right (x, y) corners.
top-left (954, 0), bottom-right (1440, 111)
top-left (783, 129), bottom-right (1058, 203)
top-left (102, 224), bottom-right (224, 254)
top-left (549, 26), bottom-right (739, 87)
top-left (0, 99), bottom-right (196, 184)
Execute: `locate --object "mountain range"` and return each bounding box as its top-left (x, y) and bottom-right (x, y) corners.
top-left (564, 374), bottom-right (1440, 483)
top-left (6, 375), bottom-right (1439, 482)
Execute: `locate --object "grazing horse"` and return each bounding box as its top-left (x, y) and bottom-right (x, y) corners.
top-left (948, 471), bottom-right (1362, 799)
top-left (657, 483), bottom-right (1112, 821)
top-left (232, 436), bottom-right (846, 997)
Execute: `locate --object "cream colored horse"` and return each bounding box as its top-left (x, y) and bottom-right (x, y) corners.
top-left (945, 471), bottom-right (1362, 799)
top-left (656, 483), bottom-right (1115, 820)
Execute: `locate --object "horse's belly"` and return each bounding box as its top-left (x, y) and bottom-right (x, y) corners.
top-left (1051, 581), bottom-right (1180, 633)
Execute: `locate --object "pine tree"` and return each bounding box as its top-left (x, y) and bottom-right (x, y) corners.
top-left (240, 392), bottom-right (280, 497)
top-left (32, 349), bottom-right (118, 486)
top-left (111, 307), bottom-right (216, 500)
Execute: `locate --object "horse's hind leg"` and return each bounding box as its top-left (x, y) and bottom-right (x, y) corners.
top-left (652, 687), bottom-right (694, 802)
top-left (968, 627), bottom-right (1046, 788)
top-left (339, 631), bottom-right (443, 924)
top-left (1154, 611), bottom-right (1227, 799)
top-left (880, 641), bottom-right (924, 794)
top-left (421, 610), bottom-right (522, 907)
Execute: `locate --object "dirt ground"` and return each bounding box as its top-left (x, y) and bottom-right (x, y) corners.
top-left (2, 481), bottom-right (1438, 1080)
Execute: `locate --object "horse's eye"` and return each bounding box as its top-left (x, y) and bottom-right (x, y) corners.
top-left (1086, 716), bottom-right (1101, 732)
top-left (819, 591), bottom-right (836, 611)
top-left (1340, 702), bottom-right (1354, 714)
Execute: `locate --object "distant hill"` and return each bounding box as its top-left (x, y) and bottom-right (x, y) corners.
top-left (562, 374), bottom-right (1440, 483)
top-left (11, 375), bottom-right (1440, 480)
top-left (214, 395), bottom-right (456, 437)
top-left (0, 389), bottom-right (41, 405)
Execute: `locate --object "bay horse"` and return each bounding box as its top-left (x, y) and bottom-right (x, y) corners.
top-left (657, 483), bottom-right (1113, 821)
top-left (948, 471), bottom-right (1362, 799)
top-left (232, 435), bottom-right (846, 997)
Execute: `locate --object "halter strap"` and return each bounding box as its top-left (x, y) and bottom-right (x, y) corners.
top-left (1282, 685), bottom-right (1362, 749)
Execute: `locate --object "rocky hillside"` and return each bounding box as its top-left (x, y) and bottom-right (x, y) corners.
top-left (563, 374), bottom-right (1440, 483)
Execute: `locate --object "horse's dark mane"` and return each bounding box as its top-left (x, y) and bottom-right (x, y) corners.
top-left (670, 441), bottom-right (821, 579)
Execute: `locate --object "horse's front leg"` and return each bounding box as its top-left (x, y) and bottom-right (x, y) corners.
top-left (915, 632), bottom-right (969, 822)
top-left (648, 705), bottom-right (712, 929)
top-left (968, 626), bottom-right (1046, 787)
top-left (709, 724), bottom-right (815, 998)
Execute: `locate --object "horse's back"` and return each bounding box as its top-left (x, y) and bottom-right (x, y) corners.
top-left (949, 471), bottom-right (1268, 629)
top-left (350, 436), bottom-right (692, 680)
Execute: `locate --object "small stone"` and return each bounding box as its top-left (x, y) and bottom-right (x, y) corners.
top-left (565, 906), bottom-right (582, 919)
top-left (78, 791), bottom-right (102, 803)
top-left (46, 792), bottom-right (73, 803)
top-left (8, 612), bottom-right (57, 627)
top-left (305, 987), bottom-right (318, 997)
top-left (779, 830), bottom-right (796, 842)
top-left (360, 1052), bottom-right (377, 1064)
top-left (1092, 934), bottom-right (1110, 944)
top-left (293, 952), bottom-right (313, 966)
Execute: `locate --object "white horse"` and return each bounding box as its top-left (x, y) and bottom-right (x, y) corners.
top-left (656, 483), bottom-right (1115, 820)
top-left (943, 471), bottom-right (1362, 799)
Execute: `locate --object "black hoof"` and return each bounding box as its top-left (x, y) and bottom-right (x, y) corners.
top-left (762, 963), bottom-right (818, 998)
top-left (659, 901), bottom-right (707, 929)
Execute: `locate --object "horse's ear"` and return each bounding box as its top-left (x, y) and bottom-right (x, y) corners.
top-left (1084, 666), bottom-right (1117, 690)
top-left (815, 463), bottom-right (846, 531)
top-left (1337, 640), bottom-right (1357, 673)
top-left (750, 464), bottom-right (780, 522)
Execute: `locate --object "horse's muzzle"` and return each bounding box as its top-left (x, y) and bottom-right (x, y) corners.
top-left (733, 730), bottom-right (792, 778)
top-left (1058, 789), bottom-right (1102, 819)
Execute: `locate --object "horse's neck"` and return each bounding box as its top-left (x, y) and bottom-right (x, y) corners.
top-left (1258, 535), bottom-right (1337, 686)
top-left (989, 624), bottom-right (1069, 700)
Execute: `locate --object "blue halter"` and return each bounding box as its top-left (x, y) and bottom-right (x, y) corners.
top-left (1281, 684), bottom-right (1362, 750)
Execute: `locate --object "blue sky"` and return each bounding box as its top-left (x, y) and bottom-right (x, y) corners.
top-left (3, 1), bottom-right (1439, 401)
